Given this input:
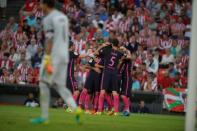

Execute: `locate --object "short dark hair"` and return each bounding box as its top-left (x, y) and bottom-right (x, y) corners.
top-left (69, 41), bottom-right (74, 48)
top-left (42, 0), bottom-right (55, 8)
top-left (111, 38), bottom-right (119, 47)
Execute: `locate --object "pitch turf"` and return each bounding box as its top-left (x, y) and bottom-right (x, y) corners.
top-left (0, 105), bottom-right (186, 131)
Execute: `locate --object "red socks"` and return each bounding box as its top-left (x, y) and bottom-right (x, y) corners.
top-left (98, 93), bottom-right (105, 112)
top-left (105, 94), bottom-right (113, 110)
top-left (113, 95), bottom-right (119, 113)
top-left (78, 89), bottom-right (87, 107)
top-left (122, 96), bottom-right (130, 111)
top-left (85, 94), bottom-right (90, 110)
top-left (93, 92), bottom-right (99, 110)
top-left (73, 93), bottom-right (78, 102)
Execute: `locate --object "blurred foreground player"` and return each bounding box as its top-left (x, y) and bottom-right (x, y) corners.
top-left (31, 0), bottom-right (81, 124)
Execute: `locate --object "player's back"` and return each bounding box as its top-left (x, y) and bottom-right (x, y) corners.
top-left (103, 48), bottom-right (123, 71)
top-left (43, 10), bottom-right (69, 62)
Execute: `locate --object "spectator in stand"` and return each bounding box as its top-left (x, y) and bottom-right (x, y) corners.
top-left (25, 13), bottom-right (37, 27)
top-left (158, 70), bottom-right (173, 89)
top-left (0, 24), bottom-right (14, 48)
top-left (160, 48), bottom-right (175, 66)
top-left (8, 17), bottom-right (18, 32)
top-left (52, 98), bottom-right (64, 108)
top-left (17, 60), bottom-right (31, 84)
top-left (168, 62), bottom-right (178, 78)
top-left (26, 38), bottom-right (38, 60)
top-left (9, 69), bottom-right (21, 84)
top-left (143, 73), bottom-right (157, 92)
top-left (14, 25), bottom-right (28, 50)
top-left (22, 19), bottom-right (30, 35)
top-left (34, 17), bottom-right (42, 32)
top-left (131, 74), bottom-right (141, 91)
top-left (24, 93), bottom-right (39, 107)
top-left (132, 100), bottom-right (149, 113)
top-left (31, 46), bottom-right (43, 68)
top-left (20, 0), bottom-right (37, 18)
top-left (159, 32), bottom-right (172, 50)
top-left (0, 67), bottom-right (10, 83)
top-left (9, 47), bottom-right (20, 67)
top-left (145, 53), bottom-right (159, 74)
top-left (0, 52), bottom-right (13, 70)
top-left (170, 37), bottom-right (181, 57)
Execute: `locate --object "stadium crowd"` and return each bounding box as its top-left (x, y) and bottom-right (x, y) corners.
top-left (0, 0), bottom-right (191, 92)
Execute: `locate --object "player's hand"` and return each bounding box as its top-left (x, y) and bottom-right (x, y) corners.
top-left (94, 68), bottom-right (101, 74)
top-left (43, 54), bottom-right (53, 74)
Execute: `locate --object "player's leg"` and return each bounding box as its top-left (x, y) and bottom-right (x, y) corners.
top-left (78, 88), bottom-right (88, 108)
top-left (72, 81), bottom-right (79, 102)
top-left (69, 75), bottom-right (79, 102)
top-left (92, 73), bottom-right (101, 113)
top-left (105, 93), bottom-right (113, 111)
top-left (121, 75), bottom-right (131, 116)
top-left (53, 62), bottom-right (81, 123)
top-left (110, 73), bottom-right (120, 115)
top-left (31, 61), bottom-right (51, 124)
top-left (92, 91), bottom-right (99, 114)
top-left (112, 91), bottom-right (119, 115)
top-left (54, 83), bottom-right (77, 111)
top-left (31, 81), bottom-right (50, 124)
top-left (84, 86), bottom-right (94, 113)
top-left (79, 72), bottom-right (94, 109)
top-left (97, 89), bottom-right (105, 114)
top-left (97, 70), bottom-right (109, 114)
top-left (84, 93), bottom-right (91, 113)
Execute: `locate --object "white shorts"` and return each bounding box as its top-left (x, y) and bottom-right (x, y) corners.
top-left (39, 58), bottom-right (68, 87)
top-left (0, 0), bottom-right (7, 8)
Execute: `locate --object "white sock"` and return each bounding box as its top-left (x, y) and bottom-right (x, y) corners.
top-left (39, 82), bottom-right (50, 119)
top-left (55, 84), bottom-right (77, 112)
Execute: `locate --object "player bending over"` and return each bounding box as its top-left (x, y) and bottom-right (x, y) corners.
top-left (31, 0), bottom-right (81, 124)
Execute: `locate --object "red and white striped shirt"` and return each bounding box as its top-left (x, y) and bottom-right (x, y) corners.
top-left (0, 59), bottom-right (13, 69)
top-left (177, 39), bottom-right (185, 48)
top-left (118, 20), bottom-right (129, 33)
top-left (17, 64), bottom-right (32, 82)
top-left (13, 31), bottom-right (27, 48)
top-left (159, 39), bottom-right (172, 49)
top-left (105, 20), bottom-right (115, 32)
top-left (73, 39), bottom-right (86, 54)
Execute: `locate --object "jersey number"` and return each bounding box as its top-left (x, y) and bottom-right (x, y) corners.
top-left (109, 56), bottom-right (115, 67)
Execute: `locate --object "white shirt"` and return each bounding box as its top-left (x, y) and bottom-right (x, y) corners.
top-left (146, 58), bottom-right (159, 74)
top-left (161, 54), bottom-right (175, 65)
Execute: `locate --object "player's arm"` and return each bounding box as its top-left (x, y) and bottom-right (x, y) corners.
top-left (79, 54), bottom-right (87, 58)
top-left (95, 64), bottom-right (104, 69)
top-left (117, 56), bottom-right (125, 69)
top-left (94, 43), bottom-right (109, 56)
top-left (120, 46), bottom-right (132, 59)
top-left (43, 20), bottom-right (54, 74)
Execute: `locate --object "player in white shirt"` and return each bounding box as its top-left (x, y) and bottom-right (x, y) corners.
top-left (31, 0), bottom-right (81, 124)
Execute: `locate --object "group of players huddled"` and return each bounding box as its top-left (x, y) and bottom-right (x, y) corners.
top-left (66, 38), bottom-right (132, 116)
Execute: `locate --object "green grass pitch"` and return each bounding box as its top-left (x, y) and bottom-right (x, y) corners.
top-left (0, 105), bottom-right (186, 131)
